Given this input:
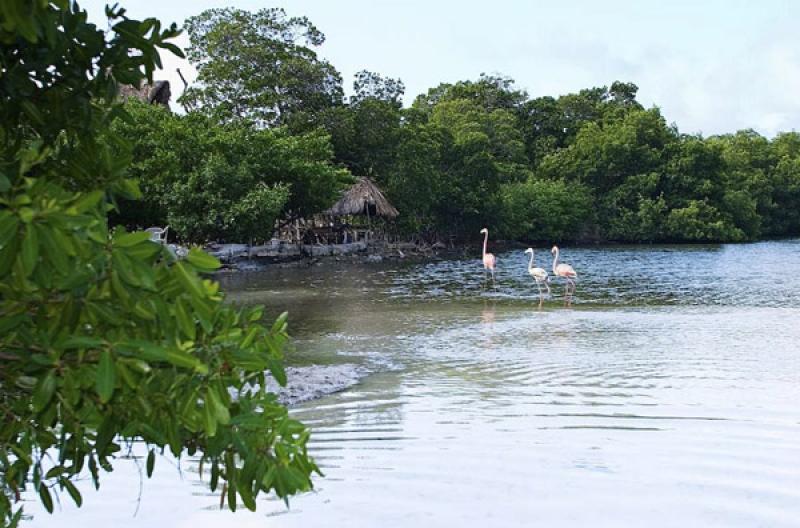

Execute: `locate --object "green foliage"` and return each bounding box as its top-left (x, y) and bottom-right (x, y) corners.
top-left (413, 74), bottom-right (528, 115)
top-left (419, 98), bottom-right (529, 237)
top-left (385, 125), bottom-right (445, 237)
top-left (540, 108), bottom-right (674, 193)
top-left (181, 7), bottom-right (343, 128)
top-left (0, 2), bottom-right (318, 524)
top-left (600, 173), bottom-right (667, 242)
top-left (498, 178), bottom-right (593, 242)
top-left (351, 70), bottom-right (405, 105)
top-left (113, 102), bottom-right (347, 242)
top-left (665, 200), bottom-right (744, 242)
top-left (326, 96), bottom-right (402, 183)
top-left (710, 130), bottom-right (800, 238)
top-left (164, 156), bottom-right (290, 242)
top-left (518, 82), bottom-right (643, 167)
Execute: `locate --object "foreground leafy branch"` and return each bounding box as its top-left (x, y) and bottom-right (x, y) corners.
top-left (0, 2), bottom-right (318, 525)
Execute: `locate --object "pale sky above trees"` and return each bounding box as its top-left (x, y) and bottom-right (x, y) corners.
top-left (83, 0), bottom-right (799, 137)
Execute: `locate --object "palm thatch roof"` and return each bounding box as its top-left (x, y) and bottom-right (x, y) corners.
top-left (326, 177), bottom-right (399, 219)
top-left (119, 80), bottom-right (172, 108)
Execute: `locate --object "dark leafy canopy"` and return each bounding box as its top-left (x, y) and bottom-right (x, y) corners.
top-left (351, 70), bottom-right (405, 105)
top-left (112, 102), bottom-right (348, 242)
top-left (325, 71), bottom-right (405, 181)
top-left (393, 78), bottom-right (800, 243)
top-left (0, 2), bottom-right (318, 525)
top-left (181, 7), bottom-right (343, 129)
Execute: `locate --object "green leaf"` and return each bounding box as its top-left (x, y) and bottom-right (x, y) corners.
top-left (45, 466), bottom-right (66, 479)
top-left (227, 476), bottom-right (237, 512)
top-left (238, 480), bottom-right (256, 511)
top-left (0, 211), bottom-right (19, 247)
top-left (39, 484), bottom-right (54, 513)
top-left (271, 311), bottom-right (289, 334)
top-left (174, 262), bottom-right (204, 297)
top-left (38, 225), bottom-right (70, 274)
top-left (0, 313), bottom-right (26, 334)
top-left (20, 223), bottom-right (39, 276)
top-left (165, 349), bottom-right (208, 374)
top-left (186, 248), bottom-right (221, 271)
top-left (268, 358), bottom-right (287, 387)
top-left (130, 342), bottom-right (168, 362)
top-left (206, 386), bottom-right (230, 425)
top-left (175, 299), bottom-right (196, 340)
top-left (203, 398), bottom-right (217, 437)
top-left (72, 190), bottom-right (105, 212)
top-left (126, 240), bottom-right (161, 260)
top-left (247, 306), bottom-right (264, 322)
top-left (62, 336), bottom-right (105, 349)
top-left (240, 327), bottom-right (259, 349)
top-left (112, 251), bottom-right (142, 287)
top-left (96, 350), bottom-right (116, 403)
top-left (146, 449), bottom-right (155, 478)
top-left (114, 231), bottom-right (152, 248)
top-left (32, 371), bottom-right (56, 412)
top-left (61, 478), bottom-right (83, 507)
top-left (0, 236), bottom-right (19, 276)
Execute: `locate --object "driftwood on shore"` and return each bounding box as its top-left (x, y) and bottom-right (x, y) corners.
top-left (206, 240), bottom-right (369, 263)
top-left (201, 238), bottom-right (454, 271)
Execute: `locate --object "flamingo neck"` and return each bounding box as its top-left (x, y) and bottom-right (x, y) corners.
top-left (528, 251), bottom-right (534, 271)
top-left (552, 248), bottom-right (559, 274)
top-left (482, 231), bottom-right (488, 257)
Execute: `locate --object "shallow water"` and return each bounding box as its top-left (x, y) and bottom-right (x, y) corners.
top-left (26, 241), bottom-right (800, 527)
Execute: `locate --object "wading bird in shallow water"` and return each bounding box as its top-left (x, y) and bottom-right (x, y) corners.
top-left (551, 245), bottom-right (577, 305)
top-left (480, 228), bottom-right (497, 284)
top-left (524, 248), bottom-right (550, 305)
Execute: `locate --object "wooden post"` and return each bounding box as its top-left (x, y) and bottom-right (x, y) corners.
top-left (365, 203), bottom-right (371, 244)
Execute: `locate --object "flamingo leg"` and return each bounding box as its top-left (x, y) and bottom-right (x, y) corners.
top-left (544, 280), bottom-right (551, 297)
top-left (567, 279), bottom-right (575, 306)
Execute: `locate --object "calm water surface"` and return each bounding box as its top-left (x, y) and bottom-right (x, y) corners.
top-left (27, 241), bottom-right (800, 527)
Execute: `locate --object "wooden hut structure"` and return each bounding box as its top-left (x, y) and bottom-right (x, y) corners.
top-left (319, 178), bottom-right (398, 243)
top-left (119, 80), bottom-right (172, 108)
top-left (327, 177), bottom-right (399, 219)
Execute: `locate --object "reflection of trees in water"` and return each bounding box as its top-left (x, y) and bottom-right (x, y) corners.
top-left (219, 266), bottom-right (398, 339)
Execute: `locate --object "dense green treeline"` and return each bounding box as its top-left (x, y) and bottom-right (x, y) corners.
top-left (113, 103), bottom-right (349, 242)
top-left (117, 7), bottom-right (800, 244)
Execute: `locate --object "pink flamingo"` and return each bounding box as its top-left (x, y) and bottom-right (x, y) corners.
top-left (551, 245), bottom-right (577, 305)
top-left (480, 228), bottom-right (496, 283)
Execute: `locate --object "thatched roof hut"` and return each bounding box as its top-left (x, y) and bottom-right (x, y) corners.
top-left (120, 80), bottom-right (172, 108)
top-left (326, 177), bottom-right (399, 219)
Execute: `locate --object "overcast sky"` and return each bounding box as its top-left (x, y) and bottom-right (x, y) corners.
top-left (82, 0), bottom-right (799, 137)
